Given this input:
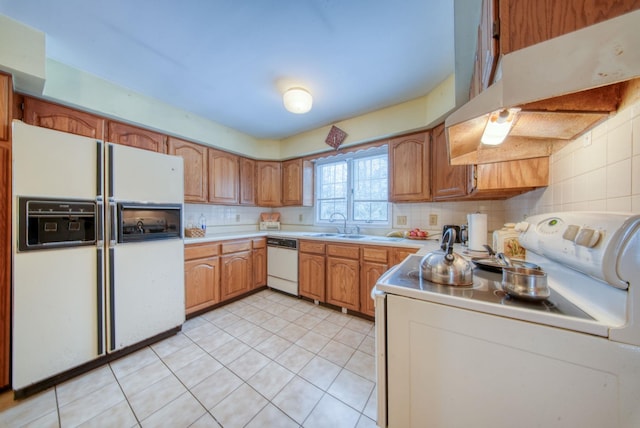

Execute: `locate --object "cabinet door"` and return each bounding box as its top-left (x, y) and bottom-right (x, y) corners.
top-left (253, 246), bottom-right (267, 288)
top-left (208, 148), bottom-right (240, 204)
top-left (256, 161), bottom-right (282, 207)
top-left (498, 0), bottom-right (639, 54)
top-left (185, 257), bottom-right (220, 315)
top-left (299, 252), bottom-right (326, 302)
top-left (389, 132), bottom-right (431, 202)
top-left (240, 157), bottom-right (256, 206)
top-left (431, 123), bottom-right (470, 200)
top-left (23, 97), bottom-right (105, 139)
top-left (281, 158), bottom-right (313, 206)
top-left (360, 261), bottom-right (388, 317)
top-left (474, 157), bottom-right (549, 191)
top-left (326, 257), bottom-right (360, 311)
top-left (107, 121), bottom-right (167, 153)
top-left (220, 251), bottom-right (253, 301)
top-left (168, 137), bottom-right (208, 203)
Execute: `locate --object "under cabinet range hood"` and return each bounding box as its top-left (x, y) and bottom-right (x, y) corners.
top-left (446, 10), bottom-right (640, 165)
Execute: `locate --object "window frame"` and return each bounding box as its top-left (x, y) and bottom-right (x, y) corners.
top-left (314, 146), bottom-right (390, 229)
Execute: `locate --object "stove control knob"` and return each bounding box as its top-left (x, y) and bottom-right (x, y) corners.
top-left (562, 224), bottom-right (580, 241)
top-left (574, 227), bottom-right (601, 248)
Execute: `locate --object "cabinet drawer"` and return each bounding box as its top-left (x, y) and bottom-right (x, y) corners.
top-left (362, 246), bottom-right (389, 263)
top-left (300, 240), bottom-right (326, 254)
top-left (327, 244), bottom-right (360, 259)
top-left (252, 238), bottom-right (266, 249)
top-left (185, 243), bottom-right (219, 260)
top-left (222, 240), bottom-right (252, 254)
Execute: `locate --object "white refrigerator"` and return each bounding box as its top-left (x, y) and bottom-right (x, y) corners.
top-left (11, 121), bottom-right (185, 393)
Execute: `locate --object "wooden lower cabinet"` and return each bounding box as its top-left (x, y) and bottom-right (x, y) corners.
top-left (184, 243), bottom-right (220, 315)
top-left (326, 256), bottom-right (360, 311)
top-left (253, 238), bottom-right (267, 288)
top-left (299, 240), bottom-right (420, 316)
top-left (185, 257), bottom-right (220, 315)
top-left (299, 252), bottom-right (326, 301)
top-left (220, 240), bottom-right (253, 301)
top-left (360, 261), bottom-right (388, 316)
top-left (299, 240), bottom-right (327, 301)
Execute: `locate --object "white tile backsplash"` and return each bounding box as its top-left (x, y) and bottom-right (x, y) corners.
top-left (505, 97), bottom-right (640, 220)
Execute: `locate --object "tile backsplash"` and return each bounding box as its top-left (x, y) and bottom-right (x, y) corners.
top-left (505, 97), bottom-right (640, 220)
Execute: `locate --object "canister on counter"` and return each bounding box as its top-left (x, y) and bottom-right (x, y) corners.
top-left (493, 223), bottom-right (526, 258)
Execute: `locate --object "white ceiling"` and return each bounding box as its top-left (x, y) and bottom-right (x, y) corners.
top-left (0, 0), bottom-right (455, 140)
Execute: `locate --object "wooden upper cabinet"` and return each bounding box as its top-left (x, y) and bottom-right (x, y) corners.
top-left (23, 97), bottom-right (105, 139)
top-left (239, 157), bottom-right (256, 206)
top-left (473, 157), bottom-right (549, 192)
top-left (281, 158), bottom-right (313, 207)
top-left (389, 131), bottom-right (431, 202)
top-left (498, 0), bottom-right (640, 54)
top-left (256, 161), bottom-right (282, 207)
top-left (431, 124), bottom-right (470, 200)
top-left (168, 137), bottom-right (208, 203)
top-left (107, 121), bottom-right (166, 153)
top-left (208, 148), bottom-right (240, 204)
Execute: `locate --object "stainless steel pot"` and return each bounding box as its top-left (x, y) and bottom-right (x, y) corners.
top-left (501, 266), bottom-right (550, 300)
top-left (420, 229), bottom-right (473, 286)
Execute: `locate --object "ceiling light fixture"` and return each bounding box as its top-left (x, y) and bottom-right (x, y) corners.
top-left (481, 108), bottom-right (520, 145)
top-left (283, 87), bottom-right (313, 114)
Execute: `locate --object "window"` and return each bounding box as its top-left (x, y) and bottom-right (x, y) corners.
top-left (315, 146), bottom-right (389, 226)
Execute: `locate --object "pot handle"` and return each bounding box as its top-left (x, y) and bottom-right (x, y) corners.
top-left (441, 228), bottom-right (456, 260)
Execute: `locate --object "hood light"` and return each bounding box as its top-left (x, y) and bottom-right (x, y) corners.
top-left (283, 87), bottom-right (313, 114)
top-left (481, 108), bottom-right (520, 145)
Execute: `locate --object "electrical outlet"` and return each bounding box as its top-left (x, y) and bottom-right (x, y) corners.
top-left (235, 214), bottom-right (240, 222)
top-left (397, 215), bottom-right (407, 226)
top-left (582, 133), bottom-right (592, 147)
top-left (429, 214), bottom-right (438, 226)
top-left (299, 214), bottom-right (304, 222)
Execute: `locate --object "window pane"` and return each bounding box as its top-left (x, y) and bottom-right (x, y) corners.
top-left (316, 148), bottom-right (389, 224)
top-left (353, 201), bottom-right (388, 222)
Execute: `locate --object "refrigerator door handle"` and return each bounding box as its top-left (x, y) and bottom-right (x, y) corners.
top-left (109, 202), bottom-right (117, 246)
top-left (96, 140), bottom-right (103, 200)
top-left (97, 247), bottom-right (105, 355)
top-left (108, 247), bottom-right (116, 352)
top-left (96, 201), bottom-right (104, 245)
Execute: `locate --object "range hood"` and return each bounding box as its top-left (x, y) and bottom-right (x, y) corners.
top-left (445, 10), bottom-right (640, 165)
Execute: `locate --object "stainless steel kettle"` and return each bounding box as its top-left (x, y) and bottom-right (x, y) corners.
top-left (420, 229), bottom-right (474, 286)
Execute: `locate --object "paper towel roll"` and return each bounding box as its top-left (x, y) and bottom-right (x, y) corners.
top-left (467, 213), bottom-right (488, 251)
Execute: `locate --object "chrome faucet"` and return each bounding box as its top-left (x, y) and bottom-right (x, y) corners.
top-left (329, 212), bottom-right (347, 234)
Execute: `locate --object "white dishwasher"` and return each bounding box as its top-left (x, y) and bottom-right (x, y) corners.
top-left (267, 237), bottom-right (299, 296)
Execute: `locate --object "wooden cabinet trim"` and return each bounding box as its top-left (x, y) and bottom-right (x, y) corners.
top-left (327, 243), bottom-right (360, 259)
top-left (185, 243), bottom-right (220, 260)
top-left (299, 240), bottom-right (326, 254)
top-left (362, 246), bottom-right (389, 263)
top-left (252, 237), bottom-right (266, 249)
top-left (221, 240), bottom-right (252, 254)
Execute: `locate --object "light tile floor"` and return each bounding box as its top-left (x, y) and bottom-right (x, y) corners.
top-left (0, 290), bottom-right (378, 427)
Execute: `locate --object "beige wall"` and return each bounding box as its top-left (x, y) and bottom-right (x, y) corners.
top-left (279, 75), bottom-right (456, 159)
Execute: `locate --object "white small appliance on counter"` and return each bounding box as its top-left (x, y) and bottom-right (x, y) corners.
top-left (374, 211), bottom-right (640, 427)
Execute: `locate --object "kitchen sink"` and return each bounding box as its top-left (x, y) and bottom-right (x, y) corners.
top-left (370, 237), bottom-right (404, 242)
top-left (308, 233), bottom-right (340, 237)
top-left (337, 234), bottom-right (367, 239)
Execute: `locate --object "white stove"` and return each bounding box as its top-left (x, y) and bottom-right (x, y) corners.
top-left (374, 211), bottom-right (640, 428)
